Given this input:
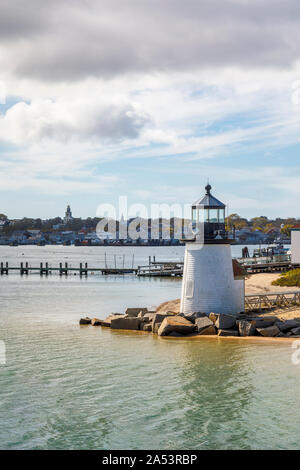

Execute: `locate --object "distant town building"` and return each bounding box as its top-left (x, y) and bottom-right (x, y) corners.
top-left (64, 205), bottom-right (73, 224)
top-left (0, 218), bottom-right (9, 231)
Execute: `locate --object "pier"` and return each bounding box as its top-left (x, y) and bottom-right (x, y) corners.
top-left (240, 260), bottom-right (300, 273)
top-left (1, 258), bottom-right (300, 277)
top-left (136, 258), bottom-right (300, 277)
top-left (0, 261), bottom-right (137, 276)
top-left (137, 261), bottom-right (183, 277)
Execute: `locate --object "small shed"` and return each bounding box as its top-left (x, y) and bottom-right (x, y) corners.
top-left (291, 224), bottom-right (300, 264)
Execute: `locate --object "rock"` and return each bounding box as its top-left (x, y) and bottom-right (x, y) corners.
top-left (276, 332), bottom-right (288, 337)
top-left (138, 310), bottom-right (155, 319)
top-left (215, 314), bottom-right (236, 330)
top-left (184, 312), bottom-right (207, 323)
top-left (291, 327), bottom-right (300, 336)
top-left (277, 320), bottom-right (300, 332)
top-left (91, 318), bottom-right (102, 326)
top-left (152, 313), bottom-right (172, 328)
top-left (256, 325), bottom-right (280, 337)
top-left (101, 313), bottom-right (124, 327)
top-left (110, 317), bottom-right (141, 330)
top-left (143, 313), bottom-right (156, 323)
top-left (237, 312), bottom-right (247, 319)
top-left (156, 298), bottom-right (181, 315)
top-left (125, 307), bottom-right (148, 317)
top-left (168, 331), bottom-right (184, 337)
top-left (141, 323), bottom-right (152, 332)
top-left (182, 313), bottom-right (195, 323)
top-left (275, 321), bottom-right (285, 330)
top-left (218, 329), bottom-right (239, 337)
top-left (209, 312), bottom-right (219, 323)
top-left (79, 317), bottom-right (91, 325)
top-left (238, 320), bottom-right (256, 337)
top-left (153, 322), bottom-right (162, 334)
top-left (195, 317), bottom-right (214, 333)
top-left (198, 325), bottom-right (216, 335)
top-left (249, 317), bottom-right (277, 328)
top-left (158, 316), bottom-right (195, 336)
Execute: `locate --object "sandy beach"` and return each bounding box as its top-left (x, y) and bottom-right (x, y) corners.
top-left (157, 272), bottom-right (300, 321)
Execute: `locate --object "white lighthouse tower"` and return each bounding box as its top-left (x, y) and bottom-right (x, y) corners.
top-left (180, 184), bottom-right (244, 316)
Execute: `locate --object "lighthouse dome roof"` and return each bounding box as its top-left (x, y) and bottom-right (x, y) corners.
top-left (192, 184), bottom-right (225, 209)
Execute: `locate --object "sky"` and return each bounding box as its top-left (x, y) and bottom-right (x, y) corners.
top-left (1, 0), bottom-right (300, 220)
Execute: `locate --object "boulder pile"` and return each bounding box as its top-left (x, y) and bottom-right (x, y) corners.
top-left (79, 309), bottom-right (300, 339)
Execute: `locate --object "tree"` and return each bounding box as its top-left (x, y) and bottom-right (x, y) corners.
top-left (225, 214), bottom-right (248, 231)
top-left (250, 216), bottom-right (269, 231)
top-left (281, 224), bottom-right (294, 237)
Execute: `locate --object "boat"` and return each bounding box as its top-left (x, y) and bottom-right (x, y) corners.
top-left (253, 243), bottom-right (289, 258)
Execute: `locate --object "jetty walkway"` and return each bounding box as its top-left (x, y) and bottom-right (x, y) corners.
top-left (0, 261), bottom-right (137, 276)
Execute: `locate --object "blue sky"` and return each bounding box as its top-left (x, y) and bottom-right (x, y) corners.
top-left (1, 1), bottom-right (300, 220)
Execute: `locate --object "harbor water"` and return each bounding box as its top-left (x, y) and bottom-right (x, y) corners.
top-left (0, 246), bottom-right (299, 450)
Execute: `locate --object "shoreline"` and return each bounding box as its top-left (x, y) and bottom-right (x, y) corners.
top-left (156, 272), bottom-right (300, 320)
top-left (100, 325), bottom-right (298, 343)
top-left (81, 272), bottom-right (300, 342)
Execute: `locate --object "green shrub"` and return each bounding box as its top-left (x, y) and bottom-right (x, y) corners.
top-left (272, 269), bottom-right (300, 287)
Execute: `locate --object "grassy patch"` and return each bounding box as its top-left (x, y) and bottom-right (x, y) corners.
top-left (272, 269), bottom-right (300, 287)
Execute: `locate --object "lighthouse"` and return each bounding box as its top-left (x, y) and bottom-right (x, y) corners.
top-left (180, 184), bottom-right (244, 316)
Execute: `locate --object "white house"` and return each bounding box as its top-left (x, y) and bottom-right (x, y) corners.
top-left (291, 224), bottom-right (300, 264)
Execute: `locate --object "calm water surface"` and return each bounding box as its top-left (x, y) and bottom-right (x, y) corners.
top-left (0, 246), bottom-right (299, 450)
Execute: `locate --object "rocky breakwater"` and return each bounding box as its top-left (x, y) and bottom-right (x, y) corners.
top-left (79, 309), bottom-right (300, 339)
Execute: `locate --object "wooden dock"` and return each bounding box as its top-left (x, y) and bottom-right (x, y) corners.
top-left (245, 291), bottom-right (300, 312)
top-left (136, 259), bottom-right (300, 277)
top-left (0, 262), bottom-right (137, 276)
top-left (242, 261), bottom-right (300, 273)
top-left (137, 260), bottom-right (184, 277)
top-left (1, 258), bottom-right (299, 277)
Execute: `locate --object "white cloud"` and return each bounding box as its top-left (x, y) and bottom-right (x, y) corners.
top-left (0, 97), bottom-right (150, 145)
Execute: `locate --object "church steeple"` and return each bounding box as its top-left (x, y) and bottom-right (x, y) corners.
top-left (64, 205), bottom-right (73, 224)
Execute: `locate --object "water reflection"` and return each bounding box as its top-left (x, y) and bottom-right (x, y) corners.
top-left (151, 338), bottom-right (253, 449)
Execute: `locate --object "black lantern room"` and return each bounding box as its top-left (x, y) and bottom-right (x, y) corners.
top-left (192, 184), bottom-right (227, 241)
